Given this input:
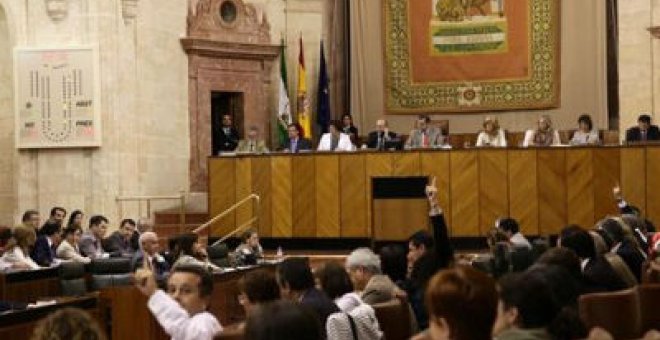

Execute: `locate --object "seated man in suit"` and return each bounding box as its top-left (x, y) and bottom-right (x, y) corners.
top-left (132, 231), bottom-right (170, 282)
top-left (626, 114), bottom-right (660, 142)
top-left (366, 119), bottom-right (399, 150)
top-left (104, 218), bottom-right (138, 258)
top-left (30, 220), bottom-right (62, 267)
top-left (317, 120), bottom-right (355, 152)
top-left (345, 247), bottom-right (397, 305)
top-left (282, 123), bottom-right (312, 153)
top-left (79, 215), bottom-right (109, 259)
top-left (405, 115), bottom-right (444, 148)
top-left (277, 257), bottom-right (339, 326)
top-left (236, 125), bottom-right (269, 153)
top-left (214, 114), bottom-right (240, 154)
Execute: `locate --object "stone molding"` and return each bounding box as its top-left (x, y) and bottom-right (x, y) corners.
top-left (44, 0), bottom-right (68, 22)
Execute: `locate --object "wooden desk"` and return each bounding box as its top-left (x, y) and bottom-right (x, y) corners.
top-left (0, 295), bottom-right (99, 338)
top-left (0, 267), bottom-right (60, 302)
top-left (103, 264), bottom-right (275, 340)
top-left (209, 146), bottom-right (660, 238)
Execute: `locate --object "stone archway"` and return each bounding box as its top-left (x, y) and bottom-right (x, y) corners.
top-left (0, 3), bottom-right (17, 223)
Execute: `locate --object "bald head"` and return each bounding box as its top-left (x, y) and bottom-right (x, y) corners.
top-left (139, 231), bottom-right (159, 256)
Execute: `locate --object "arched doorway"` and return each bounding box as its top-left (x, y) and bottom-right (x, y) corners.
top-left (0, 4), bottom-right (17, 223)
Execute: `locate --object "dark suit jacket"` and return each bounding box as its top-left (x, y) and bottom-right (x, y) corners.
top-left (366, 131), bottom-right (399, 149)
top-left (214, 127), bottom-right (240, 154)
top-left (30, 235), bottom-right (55, 267)
top-left (402, 213), bottom-right (454, 330)
top-left (615, 240), bottom-right (646, 282)
top-left (132, 251), bottom-right (170, 282)
top-left (300, 288), bottom-right (339, 326)
top-left (626, 125), bottom-right (660, 142)
top-left (283, 138), bottom-right (313, 153)
top-left (583, 256), bottom-right (628, 292)
top-left (103, 231), bottom-right (137, 258)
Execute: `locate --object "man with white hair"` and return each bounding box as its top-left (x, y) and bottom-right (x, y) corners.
top-left (132, 231), bottom-right (170, 281)
top-left (345, 247), bottom-right (397, 305)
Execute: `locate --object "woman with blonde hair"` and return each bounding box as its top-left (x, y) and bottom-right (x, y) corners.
top-left (523, 115), bottom-right (562, 147)
top-left (476, 117), bottom-right (507, 147)
top-left (0, 226), bottom-right (40, 270)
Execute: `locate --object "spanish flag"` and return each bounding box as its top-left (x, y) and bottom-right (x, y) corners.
top-left (297, 36), bottom-right (311, 139)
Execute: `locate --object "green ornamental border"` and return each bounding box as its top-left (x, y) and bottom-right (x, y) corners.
top-left (383, 0), bottom-right (561, 114)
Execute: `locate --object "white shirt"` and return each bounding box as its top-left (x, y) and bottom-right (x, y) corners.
top-left (509, 232), bottom-right (532, 250)
top-left (476, 129), bottom-right (507, 147)
top-left (0, 247), bottom-right (41, 270)
top-left (334, 292), bottom-right (363, 313)
top-left (317, 133), bottom-right (355, 151)
top-left (522, 129), bottom-right (562, 147)
top-left (148, 290), bottom-right (222, 340)
top-left (570, 130), bottom-right (599, 145)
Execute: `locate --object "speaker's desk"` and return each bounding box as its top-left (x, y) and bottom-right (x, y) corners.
top-left (209, 145), bottom-right (660, 239)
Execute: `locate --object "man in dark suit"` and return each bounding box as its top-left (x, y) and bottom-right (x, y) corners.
top-left (30, 220), bottom-right (62, 267)
top-left (276, 257), bottom-right (339, 326)
top-left (282, 123), bottom-right (312, 153)
top-left (214, 114), bottom-right (240, 154)
top-left (366, 119), bottom-right (399, 150)
top-left (132, 231), bottom-right (170, 283)
top-left (103, 218), bottom-right (138, 258)
top-left (626, 114), bottom-right (660, 142)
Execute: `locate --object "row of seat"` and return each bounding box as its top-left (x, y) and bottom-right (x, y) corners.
top-left (579, 284), bottom-right (660, 339)
top-left (59, 258), bottom-right (133, 296)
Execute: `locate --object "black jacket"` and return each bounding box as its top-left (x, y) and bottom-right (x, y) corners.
top-left (625, 125), bottom-right (660, 142)
top-left (366, 131), bottom-right (399, 149)
top-left (214, 127), bottom-right (240, 153)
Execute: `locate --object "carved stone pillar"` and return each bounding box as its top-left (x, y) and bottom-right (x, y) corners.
top-left (44, 0), bottom-right (68, 22)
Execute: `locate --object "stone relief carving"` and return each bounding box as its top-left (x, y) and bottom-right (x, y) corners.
top-left (187, 0), bottom-right (270, 44)
top-left (44, 0), bottom-right (68, 22)
top-left (122, 0), bottom-right (139, 22)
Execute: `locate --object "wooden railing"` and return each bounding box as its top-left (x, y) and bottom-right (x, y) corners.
top-left (116, 191), bottom-right (187, 230)
top-left (193, 193), bottom-right (260, 246)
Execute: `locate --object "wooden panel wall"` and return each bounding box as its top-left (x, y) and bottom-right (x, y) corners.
top-left (508, 150), bottom-right (539, 235)
top-left (208, 146), bottom-right (658, 239)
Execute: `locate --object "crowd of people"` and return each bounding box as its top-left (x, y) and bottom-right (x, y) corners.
top-left (6, 168), bottom-right (660, 339)
top-left (213, 112), bottom-right (660, 154)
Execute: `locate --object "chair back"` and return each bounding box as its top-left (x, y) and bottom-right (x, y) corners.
top-left (89, 258), bottom-right (133, 290)
top-left (372, 297), bottom-right (412, 340)
top-left (579, 287), bottom-right (641, 339)
top-left (59, 261), bottom-right (87, 296)
top-left (207, 243), bottom-right (230, 267)
top-left (639, 284), bottom-right (660, 331)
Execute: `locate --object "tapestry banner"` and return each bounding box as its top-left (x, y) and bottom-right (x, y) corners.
top-left (383, 0), bottom-right (561, 113)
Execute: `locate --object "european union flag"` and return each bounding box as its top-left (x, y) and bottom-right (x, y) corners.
top-left (316, 41), bottom-right (331, 134)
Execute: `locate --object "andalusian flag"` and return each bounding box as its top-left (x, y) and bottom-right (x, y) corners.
top-left (277, 41), bottom-right (291, 147)
top-left (297, 37), bottom-right (311, 138)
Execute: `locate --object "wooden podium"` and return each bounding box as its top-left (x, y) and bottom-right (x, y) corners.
top-left (372, 177), bottom-right (430, 241)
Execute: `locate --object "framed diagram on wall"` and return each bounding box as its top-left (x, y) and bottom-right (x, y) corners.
top-left (14, 46), bottom-right (101, 148)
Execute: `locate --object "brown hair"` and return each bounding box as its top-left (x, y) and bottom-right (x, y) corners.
top-left (31, 307), bottom-right (106, 340)
top-left (238, 269), bottom-right (280, 304)
top-left (241, 228), bottom-right (258, 243)
top-left (425, 266), bottom-right (498, 340)
top-left (6, 226), bottom-right (36, 253)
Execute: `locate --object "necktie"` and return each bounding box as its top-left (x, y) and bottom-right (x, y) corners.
top-left (292, 140), bottom-right (297, 153)
top-left (641, 130), bottom-right (647, 141)
top-left (249, 142), bottom-right (254, 152)
top-left (422, 132), bottom-right (429, 147)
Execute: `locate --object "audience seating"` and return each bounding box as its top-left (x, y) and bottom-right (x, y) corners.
top-left (207, 243), bottom-right (231, 267)
top-left (579, 287), bottom-right (642, 339)
top-left (372, 297), bottom-right (414, 340)
top-left (638, 284), bottom-right (660, 331)
top-left (89, 258), bottom-right (133, 290)
top-left (58, 261), bottom-right (87, 296)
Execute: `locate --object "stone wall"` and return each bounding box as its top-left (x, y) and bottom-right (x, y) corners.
top-left (0, 0), bottom-right (190, 228)
top-left (618, 0), bottom-right (658, 136)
